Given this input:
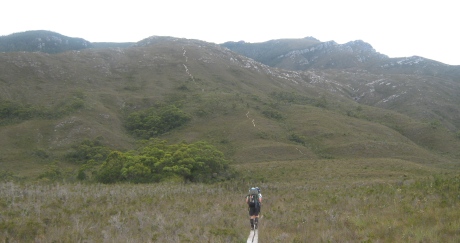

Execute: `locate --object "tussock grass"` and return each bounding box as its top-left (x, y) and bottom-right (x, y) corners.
top-left (255, 178), bottom-right (460, 242)
top-left (1, 158), bottom-right (460, 242)
top-left (0, 182), bottom-right (249, 242)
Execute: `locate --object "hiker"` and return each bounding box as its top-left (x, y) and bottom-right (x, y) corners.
top-left (245, 187), bottom-right (262, 230)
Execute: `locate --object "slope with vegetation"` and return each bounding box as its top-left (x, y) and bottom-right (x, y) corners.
top-left (1, 32), bottom-right (460, 241)
top-left (1, 34), bottom-right (460, 178)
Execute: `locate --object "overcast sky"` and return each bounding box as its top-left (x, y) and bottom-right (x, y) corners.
top-left (2, 0), bottom-right (458, 65)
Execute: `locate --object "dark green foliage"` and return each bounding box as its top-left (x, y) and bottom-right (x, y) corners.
top-left (0, 97), bottom-right (85, 125)
top-left (289, 133), bottom-right (307, 145)
top-left (430, 120), bottom-right (441, 129)
top-left (61, 97), bottom-right (85, 111)
top-left (125, 105), bottom-right (191, 139)
top-left (95, 139), bottom-right (231, 183)
top-left (262, 109), bottom-right (283, 120)
top-left (0, 171), bottom-right (21, 182)
top-left (76, 169), bottom-right (87, 180)
top-left (176, 83), bottom-right (190, 91)
top-left (346, 106), bottom-right (364, 118)
top-left (315, 95), bottom-right (328, 108)
top-left (65, 138), bottom-right (111, 164)
top-left (95, 151), bottom-right (126, 183)
top-left (256, 131), bottom-right (270, 139)
top-left (32, 149), bottom-right (49, 159)
top-left (37, 162), bottom-right (62, 181)
top-left (0, 100), bottom-right (36, 123)
top-left (67, 138), bottom-right (113, 181)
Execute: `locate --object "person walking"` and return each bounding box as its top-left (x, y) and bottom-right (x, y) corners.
top-left (245, 187), bottom-right (262, 230)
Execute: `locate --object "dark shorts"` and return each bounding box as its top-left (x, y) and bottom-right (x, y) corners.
top-left (248, 206), bottom-right (260, 216)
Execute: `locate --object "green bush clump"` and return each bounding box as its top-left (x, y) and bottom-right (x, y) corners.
top-left (0, 100), bottom-right (36, 123)
top-left (0, 171), bottom-right (21, 182)
top-left (262, 109), bottom-right (283, 120)
top-left (0, 97), bottom-right (85, 125)
top-left (37, 162), bottom-right (63, 181)
top-left (95, 139), bottom-right (231, 184)
top-left (289, 133), bottom-right (307, 145)
top-left (125, 105), bottom-right (191, 139)
top-left (65, 138), bottom-right (112, 164)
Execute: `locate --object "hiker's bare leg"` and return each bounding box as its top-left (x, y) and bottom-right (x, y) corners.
top-left (250, 214), bottom-right (258, 229)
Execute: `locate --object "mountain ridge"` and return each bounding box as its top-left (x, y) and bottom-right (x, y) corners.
top-left (2, 30), bottom-right (458, 68)
top-left (0, 30), bottom-right (134, 53)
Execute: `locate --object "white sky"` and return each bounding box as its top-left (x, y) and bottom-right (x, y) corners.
top-left (1, 0), bottom-right (458, 65)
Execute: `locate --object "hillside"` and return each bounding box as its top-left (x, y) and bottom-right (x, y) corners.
top-left (221, 37), bottom-right (321, 67)
top-left (1, 35), bottom-right (460, 178)
top-left (223, 38), bottom-right (460, 137)
top-left (0, 30), bottom-right (92, 53)
top-left (0, 30), bottom-right (134, 54)
top-left (222, 38), bottom-right (460, 84)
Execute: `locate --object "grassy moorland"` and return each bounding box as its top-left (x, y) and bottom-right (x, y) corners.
top-left (1, 158), bottom-right (459, 242)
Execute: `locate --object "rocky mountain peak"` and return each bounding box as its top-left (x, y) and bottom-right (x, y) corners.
top-left (0, 30), bottom-right (91, 53)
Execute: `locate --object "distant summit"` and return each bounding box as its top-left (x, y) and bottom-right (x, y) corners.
top-left (0, 30), bottom-right (91, 53)
top-left (221, 37), bottom-right (322, 67)
top-left (1, 31), bottom-right (457, 80)
top-left (221, 37), bottom-right (460, 80)
top-left (222, 38), bottom-right (388, 70)
top-left (0, 30), bottom-right (134, 53)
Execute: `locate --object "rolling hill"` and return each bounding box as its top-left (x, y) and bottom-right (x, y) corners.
top-left (0, 30), bottom-right (133, 53)
top-left (223, 38), bottom-right (460, 144)
top-left (1, 32), bottom-right (460, 178)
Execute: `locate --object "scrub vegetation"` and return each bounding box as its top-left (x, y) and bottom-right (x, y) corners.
top-left (1, 159), bottom-right (459, 242)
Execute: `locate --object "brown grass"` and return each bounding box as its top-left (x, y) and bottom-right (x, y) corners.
top-left (1, 158), bottom-right (460, 242)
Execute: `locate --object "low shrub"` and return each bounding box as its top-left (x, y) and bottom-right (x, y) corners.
top-left (125, 105), bottom-right (191, 139)
top-left (95, 139), bottom-right (232, 183)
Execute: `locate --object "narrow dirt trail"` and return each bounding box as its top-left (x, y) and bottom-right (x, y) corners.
top-left (182, 46), bottom-right (195, 82)
top-left (246, 111), bottom-right (256, 127)
top-left (247, 229), bottom-right (258, 243)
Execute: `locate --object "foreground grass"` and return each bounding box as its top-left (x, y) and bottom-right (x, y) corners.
top-left (1, 158), bottom-right (460, 242)
top-left (0, 182), bottom-right (250, 242)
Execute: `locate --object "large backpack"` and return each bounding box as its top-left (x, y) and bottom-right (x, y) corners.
top-left (248, 188), bottom-right (260, 208)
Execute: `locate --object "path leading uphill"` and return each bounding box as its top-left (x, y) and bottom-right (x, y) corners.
top-left (182, 46), bottom-right (195, 83)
